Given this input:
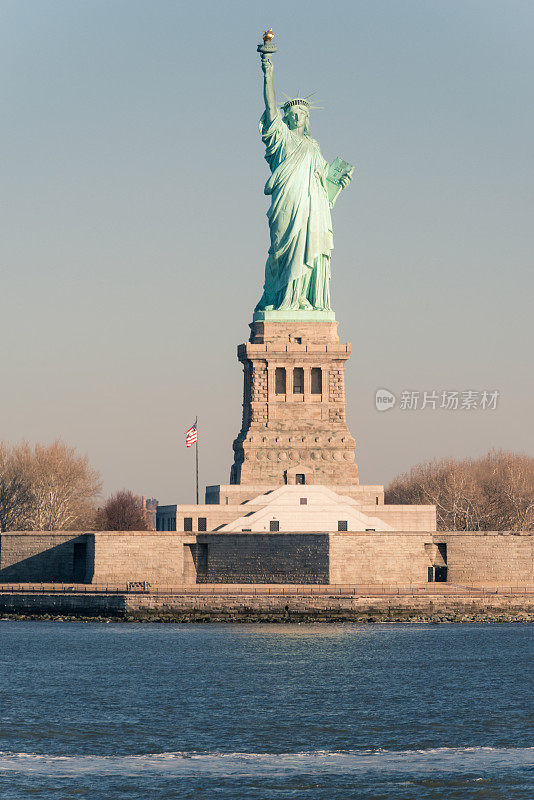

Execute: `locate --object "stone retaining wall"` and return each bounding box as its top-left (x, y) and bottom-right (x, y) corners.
top-left (439, 532), bottom-right (534, 584)
top-left (1, 590), bottom-right (532, 622)
top-left (1, 531), bottom-right (533, 586)
top-left (0, 533), bottom-right (87, 582)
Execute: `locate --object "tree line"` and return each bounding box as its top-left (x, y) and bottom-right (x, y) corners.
top-left (385, 450), bottom-right (533, 531)
top-left (0, 441), bottom-right (148, 531)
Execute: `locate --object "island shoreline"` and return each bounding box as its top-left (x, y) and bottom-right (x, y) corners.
top-left (1, 588), bottom-right (532, 624)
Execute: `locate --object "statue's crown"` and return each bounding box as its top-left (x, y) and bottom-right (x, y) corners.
top-left (282, 98), bottom-right (310, 112)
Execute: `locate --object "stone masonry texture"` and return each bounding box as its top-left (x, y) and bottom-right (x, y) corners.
top-left (1, 531), bottom-right (532, 587)
top-left (195, 533), bottom-right (329, 584)
top-left (231, 320), bottom-right (359, 486)
top-left (0, 592), bottom-right (532, 622)
top-left (0, 533), bottom-right (87, 582)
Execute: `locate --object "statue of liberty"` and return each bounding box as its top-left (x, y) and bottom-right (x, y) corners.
top-left (255, 31), bottom-right (353, 315)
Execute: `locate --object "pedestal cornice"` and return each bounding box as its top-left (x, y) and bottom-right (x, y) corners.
top-left (253, 310), bottom-right (336, 322)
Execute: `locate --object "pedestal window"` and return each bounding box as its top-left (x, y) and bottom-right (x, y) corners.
top-left (311, 367), bottom-right (322, 394)
top-left (293, 367), bottom-right (304, 394)
top-left (275, 367), bottom-right (286, 394)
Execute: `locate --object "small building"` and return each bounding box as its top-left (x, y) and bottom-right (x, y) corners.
top-left (155, 484), bottom-right (435, 534)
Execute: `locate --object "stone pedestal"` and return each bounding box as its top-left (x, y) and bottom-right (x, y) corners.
top-left (230, 320), bottom-right (359, 486)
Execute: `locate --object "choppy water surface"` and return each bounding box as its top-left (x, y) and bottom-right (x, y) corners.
top-left (0, 622), bottom-right (531, 799)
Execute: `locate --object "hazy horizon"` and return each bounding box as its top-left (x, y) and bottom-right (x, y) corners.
top-left (2, 0), bottom-right (533, 503)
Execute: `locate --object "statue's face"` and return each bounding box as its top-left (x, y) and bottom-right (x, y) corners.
top-left (285, 105), bottom-right (309, 132)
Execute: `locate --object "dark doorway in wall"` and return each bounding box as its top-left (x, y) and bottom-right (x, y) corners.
top-left (428, 566), bottom-right (434, 582)
top-left (270, 520), bottom-right (280, 531)
top-left (296, 474), bottom-right (305, 485)
top-left (196, 543), bottom-right (208, 576)
top-left (73, 542), bottom-right (87, 582)
top-left (435, 566), bottom-right (448, 582)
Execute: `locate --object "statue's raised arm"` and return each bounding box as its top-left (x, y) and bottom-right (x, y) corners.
top-left (257, 29), bottom-right (277, 125)
top-left (261, 55), bottom-right (277, 126)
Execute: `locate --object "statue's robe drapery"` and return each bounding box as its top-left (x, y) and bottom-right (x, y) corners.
top-left (256, 111), bottom-right (333, 311)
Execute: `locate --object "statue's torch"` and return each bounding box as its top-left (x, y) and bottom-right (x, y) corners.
top-left (257, 28), bottom-right (277, 61)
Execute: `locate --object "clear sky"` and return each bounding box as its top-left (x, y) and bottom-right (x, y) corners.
top-left (2, 0), bottom-right (533, 503)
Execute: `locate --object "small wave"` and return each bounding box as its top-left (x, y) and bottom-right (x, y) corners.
top-left (0, 747), bottom-right (532, 777)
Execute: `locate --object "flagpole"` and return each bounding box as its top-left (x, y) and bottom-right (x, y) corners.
top-left (195, 416), bottom-right (199, 505)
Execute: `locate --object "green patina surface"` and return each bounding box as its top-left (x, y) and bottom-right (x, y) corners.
top-left (254, 36), bottom-right (353, 320)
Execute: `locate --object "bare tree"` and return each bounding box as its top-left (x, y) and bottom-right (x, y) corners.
top-left (0, 443), bottom-right (32, 532)
top-left (385, 450), bottom-right (534, 531)
top-left (475, 451), bottom-right (534, 531)
top-left (3, 440), bottom-right (101, 531)
top-left (94, 490), bottom-right (149, 531)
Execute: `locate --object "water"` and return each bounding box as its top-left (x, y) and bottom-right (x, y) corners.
top-left (0, 622), bottom-right (531, 799)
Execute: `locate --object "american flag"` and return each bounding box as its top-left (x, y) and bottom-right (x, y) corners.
top-left (185, 422), bottom-right (198, 448)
